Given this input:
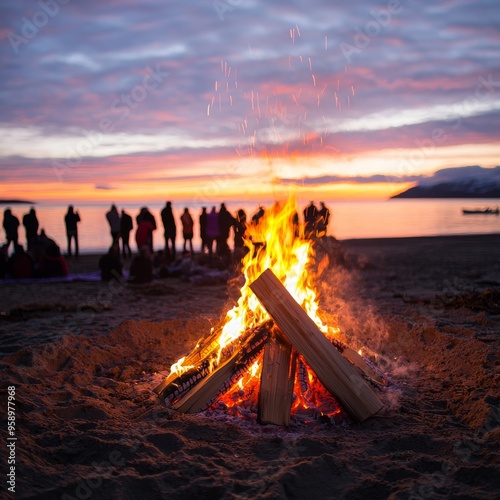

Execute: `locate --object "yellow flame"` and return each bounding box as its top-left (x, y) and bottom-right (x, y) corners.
top-left (218, 197), bottom-right (337, 358)
top-left (170, 357), bottom-right (194, 377)
top-left (170, 198), bottom-right (339, 381)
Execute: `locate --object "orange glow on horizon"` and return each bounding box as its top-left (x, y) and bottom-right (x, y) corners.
top-left (3, 179), bottom-right (415, 204)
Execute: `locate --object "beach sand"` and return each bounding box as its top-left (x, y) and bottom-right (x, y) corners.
top-left (1, 234), bottom-right (499, 499)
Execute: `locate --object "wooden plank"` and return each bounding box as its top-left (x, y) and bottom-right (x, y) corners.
top-left (172, 324), bottom-right (270, 414)
top-left (258, 333), bottom-right (296, 426)
top-left (249, 269), bottom-right (384, 423)
top-left (154, 320), bottom-right (272, 399)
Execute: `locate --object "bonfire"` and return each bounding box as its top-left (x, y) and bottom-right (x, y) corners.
top-left (154, 199), bottom-right (385, 426)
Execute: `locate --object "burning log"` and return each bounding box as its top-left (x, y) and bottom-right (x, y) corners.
top-left (171, 322), bottom-right (271, 413)
top-left (330, 337), bottom-right (386, 388)
top-left (250, 268), bottom-right (384, 423)
top-left (258, 333), bottom-right (297, 426)
top-left (154, 320), bottom-right (272, 403)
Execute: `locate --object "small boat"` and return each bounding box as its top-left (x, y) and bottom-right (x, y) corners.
top-left (462, 207), bottom-right (499, 215)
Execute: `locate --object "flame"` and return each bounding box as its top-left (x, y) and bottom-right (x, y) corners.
top-left (169, 197), bottom-right (341, 418)
top-left (218, 197), bottom-right (337, 357)
top-left (169, 357), bottom-right (194, 377)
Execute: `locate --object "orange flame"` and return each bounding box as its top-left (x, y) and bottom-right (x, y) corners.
top-left (217, 198), bottom-right (336, 356)
top-left (169, 197), bottom-right (339, 394)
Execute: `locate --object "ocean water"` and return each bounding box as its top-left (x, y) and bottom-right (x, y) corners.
top-left (2, 198), bottom-right (499, 255)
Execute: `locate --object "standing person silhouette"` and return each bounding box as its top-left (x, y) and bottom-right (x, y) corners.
top-left (251, 206), bottom-right (265, 225)
top-left (316, 201), bottom-right (331, 237)
top-left (161, 201), bottom-right (176, 260)
top-left (233, 209), bottom-right (248, 263)
top-left (206, 206), bottom-right (219, 255)
top-left (303, 201), bottom-right (317, 239)
top-left (22, 207), bottom-right (39, 250)
top-left (180, 207), bottom-right (194, 254)
top-left (136, 207), bottom-right (156, 251)
top-left (3, 208), bottom-right (20, 253)
top-left (120, 209), bottom-right (133, 258)
top-left (217, 203), bottom-right (235, 257)
top-left (199, 207), bottom-right (208, 254)
top-left (64, 205), bottom-right (81, 257)
top-left (105, 204), bottom-right (121, 245)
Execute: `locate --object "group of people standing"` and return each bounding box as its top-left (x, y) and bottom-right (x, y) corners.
top-left (1, 207), bottom-right (68, 278)
top-left (101, 202), bottom-right (251, 263)
top-left (303, 201), bottom-right (331, 239)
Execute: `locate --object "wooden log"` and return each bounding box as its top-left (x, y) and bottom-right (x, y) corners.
top-left (330, 338), bottom-right (386, 388)
top-left (249, 269), bottom-right (384, 423)
top-left (172, 323), bottom-right (270, 413)
top-left (154, 320), bottom-right (272, 399)
top-left (258, 333), bottom-right (296, 426)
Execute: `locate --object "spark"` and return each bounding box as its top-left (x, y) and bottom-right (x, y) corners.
top-left (295, 24), bottom-right (301, 36)
top-left (308, 57), bottom-right (312, 72)
top-left (312, 74), bottom-right (316, 87)
top-left (351, 84), bottom-right (355, 96)
top-left (325, 35), bottom-right (328, 50)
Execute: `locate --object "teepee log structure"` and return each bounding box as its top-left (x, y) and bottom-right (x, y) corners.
top-left (249, 268), bottom-right (384, 423)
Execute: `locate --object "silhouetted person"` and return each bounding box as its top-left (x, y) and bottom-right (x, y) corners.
top-left (135, 218), bottom-right (154, 252)
top-left (206, 206), bottom-right (219, 255)
top-left (31, 229), bottom-right (56, 277)
top-left (22, 207), bottom-right (39, 250)
top-left (217, 203), bottom-right (235, 257)
top-left (64, 205), bottom-right (80, 257)
top-left (303, 201), bottom-right (317, 239)
top-left (251, 206), bottom-right (265, 225)
top-left (161, 201), bottom-right (176, 260)
top-left (199, 207), bottom-right (208, 254)
top-left (42, 242), bottom-right (68, 277)
top-left (106, 204), bottom-right (121, 244)
top-left (8, 243), bottom-right (34, 279)
top-left (3, 208), bottom-right (20, 252)
top-left (292, 211), bottom-right (300, 238)
top-left (233, 209), bottom-right (248, 263)
top-left (129, 245), bottom-right (153, 284)
top-left (316, 201), bottom-right (331, 237)
top-left (98, 241), bottom-right (123, 281)
top-left (136, 207), bottom-right (156, 251)
top-left (120, 209), bottom-right (133, 258)
top-left (180, 207), bottom-right (194, 254)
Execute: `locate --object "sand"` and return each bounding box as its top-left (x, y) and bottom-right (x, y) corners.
top-left (1, 234), bottom-right (499, 499)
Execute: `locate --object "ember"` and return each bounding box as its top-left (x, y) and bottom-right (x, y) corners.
top-left (154, 199), bottom-right (386, 425)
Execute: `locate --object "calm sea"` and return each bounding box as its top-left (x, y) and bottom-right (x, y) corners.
top-left (2, 199), bottom-right (499, 255)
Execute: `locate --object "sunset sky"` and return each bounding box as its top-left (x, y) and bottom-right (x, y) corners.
top-left (1, 0), bottom-right (499, 204)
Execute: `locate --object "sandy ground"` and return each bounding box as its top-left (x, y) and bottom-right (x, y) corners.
top-left (1, 234), bottom-right (499, 499)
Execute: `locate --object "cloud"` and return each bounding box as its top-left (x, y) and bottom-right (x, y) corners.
top-left (1, 0), bottom-right (500, 196)
top-left (279, 165), bottom-right (500, 186)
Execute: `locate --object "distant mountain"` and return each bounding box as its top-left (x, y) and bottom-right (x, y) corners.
top-left (0, 199), bottom-right (36, 204)
top-left (392, 166), bottom-right (500, 199)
